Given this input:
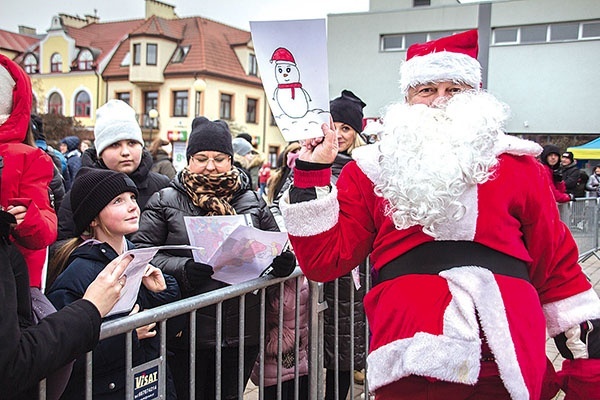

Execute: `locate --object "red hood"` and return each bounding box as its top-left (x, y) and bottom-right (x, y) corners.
top-left (0, 54), bottom-right (31, 144)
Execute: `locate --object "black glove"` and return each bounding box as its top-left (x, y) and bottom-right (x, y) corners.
top-left (554, 319), bottom-right (600, 359)
top-left (184, 260), bottom-right (214, 288)
top-left (552, 169), bottom-right (563, 183)
top-left (267, 250), bottom-right (296, 278)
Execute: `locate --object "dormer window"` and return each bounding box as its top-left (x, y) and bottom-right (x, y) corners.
top-left (78, 49), bottom-right (93, 70)
top-left (50, 53), bottom-right (62, 73)
top-left (171, 46), bottom-right (190, 63)
top-left (24, 54), bottom-right (38, 74)
top-left (248, 53), bottom-right (258, 76)
top-left (133, 43), bottom-right (141, 65)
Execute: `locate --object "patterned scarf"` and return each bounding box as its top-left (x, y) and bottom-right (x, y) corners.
top-left (180, 167), bottom-right (241, 215)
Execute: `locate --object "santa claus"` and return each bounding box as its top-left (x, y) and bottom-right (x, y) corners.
top-left (281, 30), bottom-right (600, 399)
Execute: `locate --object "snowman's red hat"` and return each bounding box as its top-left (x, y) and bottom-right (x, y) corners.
top-left (400, 30), bottom-right (481, 96)
top-left (270, 47), bottom-right (296, 64)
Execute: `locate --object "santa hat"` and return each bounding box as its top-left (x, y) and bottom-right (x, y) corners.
top-left (270, 47), bottom-right (296, 64)
top-left (400, 30), bottom-right (482, 96)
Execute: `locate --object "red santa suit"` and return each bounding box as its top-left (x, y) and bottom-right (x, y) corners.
top-left (280, 30), bottom-right (600, 400)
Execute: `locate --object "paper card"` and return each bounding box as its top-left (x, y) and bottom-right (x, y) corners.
top-left (210, 225), bottom-right (289, 285)
top-left (106, 245), bottom-right (205, 317)
top-left (184, 215), bottom-right (253, 263)
top-left (250, 19), bottom-right (330, 142)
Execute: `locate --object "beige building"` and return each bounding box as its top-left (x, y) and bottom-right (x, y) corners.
top-left (3, 0), bottom-right (286, 166)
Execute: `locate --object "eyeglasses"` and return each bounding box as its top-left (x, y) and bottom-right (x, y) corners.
top-left (191, 154), bottom-right (231, 167)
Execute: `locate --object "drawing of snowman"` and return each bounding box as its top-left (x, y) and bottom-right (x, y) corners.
top-left (270, 47), bottom-right (311, 118)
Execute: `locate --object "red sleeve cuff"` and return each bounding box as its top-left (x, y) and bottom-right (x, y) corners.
top-left (293, 167), bottom-right (331, 188)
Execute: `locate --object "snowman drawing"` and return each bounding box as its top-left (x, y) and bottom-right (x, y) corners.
top-left (270, 47), bottom-right (311, 118)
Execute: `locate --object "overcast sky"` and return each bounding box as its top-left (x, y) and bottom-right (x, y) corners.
top-left (0, 0), bottom-right (369, 33)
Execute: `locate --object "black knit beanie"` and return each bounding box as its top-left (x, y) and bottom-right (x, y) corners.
top-left (70, 167), bottom-right (139, 236)
top-left (186, 117), bottom-right (233, 160)
top-left (329, 90), bottom-right (367, 133)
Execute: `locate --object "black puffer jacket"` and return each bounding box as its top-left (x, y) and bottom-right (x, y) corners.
top-left (323, 151), bottom-right (367, 371)
top-left (131, 169), bottom-right (279, 349)
top-left (57, 148), bottom-right (170, 240)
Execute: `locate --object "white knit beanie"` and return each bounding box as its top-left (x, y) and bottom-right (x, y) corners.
top-left (0, 65), bottom-right (15, 126)
top-left (94, 99), bottom-right (144, 155)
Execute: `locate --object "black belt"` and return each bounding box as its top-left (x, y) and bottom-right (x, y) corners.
top-left (375, 241), bottom-right (530, 285)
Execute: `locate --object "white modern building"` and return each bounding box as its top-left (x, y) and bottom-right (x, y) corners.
top-left (328, 0), bottom-right (600, 137)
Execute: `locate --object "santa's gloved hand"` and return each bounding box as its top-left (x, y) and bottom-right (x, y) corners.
top-left (267, 251), bottom-right (296, 278)
top-left (555, 319), bottom-right (600, 359)
top-left (184, 260), bottom-right (214, 288)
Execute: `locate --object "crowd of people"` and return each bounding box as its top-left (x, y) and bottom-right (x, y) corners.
top-left (2, 25), bottom-right (600, 400)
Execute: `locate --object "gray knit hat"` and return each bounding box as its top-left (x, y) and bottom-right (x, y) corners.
top-left (94, 100), bottom-right (144, 156)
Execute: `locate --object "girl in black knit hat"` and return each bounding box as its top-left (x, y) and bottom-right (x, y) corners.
top-left (46, 167), bottom-right (180, 399)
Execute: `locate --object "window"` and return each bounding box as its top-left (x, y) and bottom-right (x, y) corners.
top-left (493, 28), bottom-right (518, 44)
top-left (246, 98), bottom-right (258, 123)
top-left (413, 0), bottom-right (430, 6)
top-left (48, 92), bottom-right (62, 114)
top-left (248, 54), bottom-right (258, 76)
top-left (116, 92), bottom-right (131, 104)
top-left (405, 32), bottom-right (428, 48)
top-left (521, 25), bottom-right (548, 43)
top-left (381, 34), bottom-right (404, 51)
top-left (24, 54), bottom-right (38, 74)
top-left (50, 53), bottom-right (62, 73)
top-left (133, 43), bottom-right (141, 65)
top-left (78, 49), bottom-right (93, 70)
top-left (270, 111), bottom-right (277, 126)
top-left (550, 22), bottom-right (579, 41)
top-left (173, 91), bottom-right (188, 117)
top-left (171, 46), bottom-right (190, 63)
top-left (268, 146), bottom-right (279, 168)
top-left (220, 93), bottom-right (233, 120)
top-left (147, 43), bottom-right (157, 65)
top-left (74, 91), bottom-right (91, 117)
top-left (582, 22), bottom-right (600, 38)
top-left (144, 91), bottom-right (158, 128)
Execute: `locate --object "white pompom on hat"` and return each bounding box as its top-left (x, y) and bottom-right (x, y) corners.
top-left (94, 99), bottom-right (144, 155)
top-left (400, 29), bottom-right (482, 97)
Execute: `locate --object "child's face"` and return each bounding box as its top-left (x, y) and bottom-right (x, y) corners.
top-left (96, 192), bottom-right (140, 237)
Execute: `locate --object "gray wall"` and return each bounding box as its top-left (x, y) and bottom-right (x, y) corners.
top-left (327, 0), bottom-right (600, 135)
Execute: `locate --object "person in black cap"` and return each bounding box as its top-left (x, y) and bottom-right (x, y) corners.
top-left (132, 116), bottom-right (296, 400)
top-left (47, 167), bottom-right (180, 399)
top-left (560, 151), bottom-right (586, 198)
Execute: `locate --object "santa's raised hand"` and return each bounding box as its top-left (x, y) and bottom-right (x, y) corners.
top-left (299, 117), bottom-right (338, 164)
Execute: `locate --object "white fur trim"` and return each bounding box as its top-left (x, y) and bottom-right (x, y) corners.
top-left (400, 51), bottom-right (481, 95)
top-left (280, 186), bottom-right (339, 237)
top-left (494, 133), bottom-right (542, 157)
top-left (367, 332), bottom-right (482, 391)
top-left (442, 267), bottom-right (530, 399)
top-left (543, 288), bottom-right (600, 337)
top-left (433, 185), bottom-right (477, 241)
top-left (352, 144), bottom-right (381, 185)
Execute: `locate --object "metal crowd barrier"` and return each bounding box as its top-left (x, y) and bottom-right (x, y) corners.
top-left (37, 198), bottom-right (600, 399)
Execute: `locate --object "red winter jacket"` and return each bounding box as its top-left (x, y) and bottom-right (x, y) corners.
top-left (0, 54), bottom-right (57, 288)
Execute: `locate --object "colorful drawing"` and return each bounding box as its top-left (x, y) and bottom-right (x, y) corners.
top-left (271, 47), bottom-right (312, 118)
top-left (250, 19), bottom-right (330, 142)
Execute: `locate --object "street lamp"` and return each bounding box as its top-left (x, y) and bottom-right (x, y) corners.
top-left (193, 78), bottom-right (207, 117)
top-left (148, 108), bottom-right (158, 143)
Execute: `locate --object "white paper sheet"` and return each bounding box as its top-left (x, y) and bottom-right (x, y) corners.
top-left (184, 215), bottom-right (289, 285)
top-left (250, 19), bottom-right (330, 142)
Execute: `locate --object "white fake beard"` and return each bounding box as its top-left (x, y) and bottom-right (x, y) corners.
top-left (375, 91), bottom-right (509, 238)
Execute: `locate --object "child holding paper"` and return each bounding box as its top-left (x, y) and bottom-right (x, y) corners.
top-left (47, 167), bottom-right (180, 399)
